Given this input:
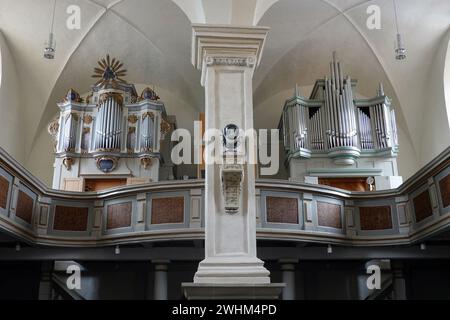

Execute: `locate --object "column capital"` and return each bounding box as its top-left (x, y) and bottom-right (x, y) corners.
top-left (152, 259), bottom-right (170, 270)
top-left (279, 259), bottom-right (298, 271)
top-left (191, 24), bottom-right (270, 70)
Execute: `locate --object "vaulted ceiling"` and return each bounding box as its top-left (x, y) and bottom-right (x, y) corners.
top-left (0, 0), bottom-right (449, 184)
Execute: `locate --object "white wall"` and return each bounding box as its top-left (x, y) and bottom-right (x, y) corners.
top-left (0, 31), bottom-right (25, 163)
top-left (420, 28), bottom-right (450, 167)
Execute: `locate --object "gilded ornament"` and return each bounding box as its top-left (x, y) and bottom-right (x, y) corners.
top-left (141, 157), bottom-right (152, 169)
top-left (63, 89), bottom-right (83, 103)
top-left (143, 112), bottom-right (155, 120)
top-left (99, 92), bottom-right (124, 106)
top-left (63, 158), bottom-right (74, 171)
top-left (83, 115), bottom-right (93, 125)
top-left (160, 119), bottom-right (171, 135)
top-left (128, 114), bottom-right (138, 124)
top-left (139, 87), bottom-right (160, 101)
top-left (91, 54), bottom-right (128, 88)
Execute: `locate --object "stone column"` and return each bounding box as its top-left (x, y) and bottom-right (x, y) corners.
top-left (38, 261), bottom-right (54, 300)
top-left (391, 261), bottom-right (407, 300)
top-left (153, 260), bottom-right (169, 300)
top-left (280, 260), bottom-right (297, 300)
top-left (182, 25), bottom-right (284, 299)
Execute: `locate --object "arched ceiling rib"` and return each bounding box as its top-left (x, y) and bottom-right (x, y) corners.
top-left (254, 0), bottom-right (374, 89)
top-left (445, 29), bottom-right (450, 128)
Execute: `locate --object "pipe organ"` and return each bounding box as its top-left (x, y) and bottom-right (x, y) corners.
top-left (281, 53), bottom-right (402, 190)
top-left (48, 55), bottom-right (173, 191)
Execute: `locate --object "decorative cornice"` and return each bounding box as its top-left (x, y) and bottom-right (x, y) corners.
top-left (191, 24), bottom-right (270, 70)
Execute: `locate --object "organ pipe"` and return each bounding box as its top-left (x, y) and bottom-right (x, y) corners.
top-left (141, 112), bottom-right (155, 152)
top-left (94, 93), bottom-right (123, 151)
top-left (63, 113), bottom-right (78, 152)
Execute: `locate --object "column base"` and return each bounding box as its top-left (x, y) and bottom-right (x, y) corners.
top-left (193, 257), bottom-right (271, 284)
top-left (182, 283), bottom-right (285, 300)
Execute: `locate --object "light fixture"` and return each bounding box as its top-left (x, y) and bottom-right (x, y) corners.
top-left (44, 0), bottom-right (57, 59)
top-left (420, 243), bottom-right (426, 251)
top-left (15, 243), bottom-right (21, 252)
top-left (393, 0), bottom-right (406, 60)
top-left (327, 244), bottom-right (333, 254)
top-left (115, 245), bottom-right (120, 255)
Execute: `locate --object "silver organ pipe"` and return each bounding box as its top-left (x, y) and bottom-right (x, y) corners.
top-left (109, 104), bottom-right (115, 149)
top-left (325, 81), bottom-right (333, 149)
top-left (323, 53), bottom-right (358, 149)
top-left (373, 103), bottom-right (389, 149)
top-left (390, 109), bottom-right (398, 146)
top-left (383, 104), bottom-right (392, 148)
top-left (141, 112), bottom-right (155, 152)
top-left (107, 99), bottom-right (112, 149)
top-left (380, 105), bottom-right (386, 148)
top-left (347, 77), bottom-right (357, 146)
top-left (113, 101), bottom-right (118, 149)
top-left (372, 105), bottom-right (378, 148)
top-left (325, 77), bottom-right (335, 148)
top-left (338, 62), bottom-right (346, 146)
top-left (312, 112), bottom-right (315, 149)
top-left (288, 107), bottom-right (294, 150)
top-left (303, 104), bottom-right (308, 149)
top-left (104, 99), bottom-right (110, 149)
top-left (358, 109), bottom-right (374, 150)
top-left (294, 105), bottom-right (300, 149)
top-left (319, 108), bottom-right (325, 149)
top-left (373, 105), bottom-right (379, 148)
top-left (96, 106), bottom-right (102, 149)
top-left (95, 94), bottom-right (123, 151)
top-left (63, 113), bottom-right (77, 151)
top-left (376, 104), bottom-right (383, 148)
top-left (300, 104), bottom-right (307, 149)
top-left (283, 110), bottom-right (289, 150)
top-left (308, 108), bottom-right (326, 151)
top-left (369, 107), bottom-right (379, 149)
top-left (103, 98), bottom-right (109, 149)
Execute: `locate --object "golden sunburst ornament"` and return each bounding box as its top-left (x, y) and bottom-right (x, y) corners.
top-left (92, 54), bottom-right (128, 88)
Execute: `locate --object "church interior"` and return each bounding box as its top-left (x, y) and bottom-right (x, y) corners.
top-left (0, 0), bottom-right (449, 300)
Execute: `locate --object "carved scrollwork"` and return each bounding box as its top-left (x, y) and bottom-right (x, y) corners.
top-left (47, 118), bottom-right (60, 137)
top-left (128, 114), bottom-right (138, 124)
top-left (99, 92), bottom-right (123, 106)
top-left (142, 112), bottom-right (155, 120)
top-left (141, 157), bottom-right (152, 169)
top-left (62, 157), bottom-right (74, 171)
top-left (160, 119), bottom-right (171, 137)
top-left (83, 115), bottom-right (93, 125)
top-left (47, 117), bottom-right (60, 152)
top-left (221, 163), bottom-right (244, 214)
